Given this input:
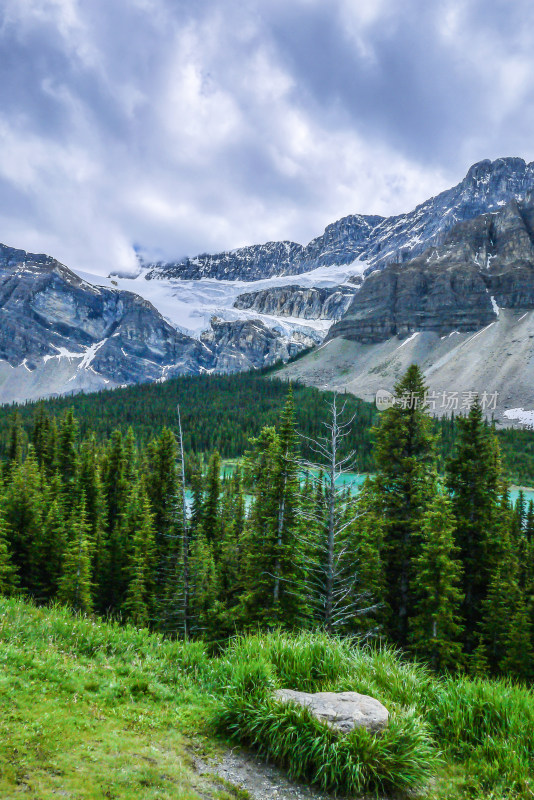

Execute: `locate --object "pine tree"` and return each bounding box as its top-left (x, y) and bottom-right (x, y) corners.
top-left (299, 396), bottom-right (383, 634)
top-left (58, 501), bottom-right (93, 613)
top-left (408, 490), bottom-right (464, 671)
top-left (188, 454), bottom-right (204, 534)
top-left (446, 399), bottom-right (502, 650)
top-left (0, 503), bottom-right (16, 594)
top-left (158, 406), bottom-right (193, 638)
top-left (46, 417), bottom-right (60, 475)
top-left (370, 364), bottom-right (437, 644)
top-left (514, 490), bottom-right (526, 537)
top-left (271, 388), bottom-right (304, 615)
top-left (525, 500), bottom-right (534, 542)
top-left (123, 490), bottom-right (156, 627)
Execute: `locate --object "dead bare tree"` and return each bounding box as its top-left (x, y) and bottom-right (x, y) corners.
top-left (298, 395), bottom-right (380, 634)
top-left (176, 403), bottom-right (191, 639)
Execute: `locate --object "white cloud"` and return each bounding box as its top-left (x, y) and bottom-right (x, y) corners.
top-left (0, 0), bottom-right (533, 276)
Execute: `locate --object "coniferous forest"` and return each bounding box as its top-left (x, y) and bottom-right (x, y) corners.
top-left (2, 370), bottom-right (534, 483)
top-left (1, 365), bottom-right (533, 683)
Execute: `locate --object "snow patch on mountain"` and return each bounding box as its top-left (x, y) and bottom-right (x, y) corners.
top-left (76, 261), bottom-right (366, 340)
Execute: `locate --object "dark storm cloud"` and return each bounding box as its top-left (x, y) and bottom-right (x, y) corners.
top-left (0, 0), bottom-right (533, 274)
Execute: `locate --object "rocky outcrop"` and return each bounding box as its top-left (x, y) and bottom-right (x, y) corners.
top-left (146, 157), bottom-right (534, 282)
top-left (200, 317), bottom-right (318, 373)
top-left (233, 285), bottom-right (357, 321)
top-left (274, 689), bottom-right (389, 734)
top-left (146, 241), bottom-right (306, 282)
top-left (328, 195), bottom-right (534, 344)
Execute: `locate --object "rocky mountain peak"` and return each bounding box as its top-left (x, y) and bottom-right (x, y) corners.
top-left (145, 157), bottom-right (534, 283)
top-left (327, 194), bottom-right (534, 345)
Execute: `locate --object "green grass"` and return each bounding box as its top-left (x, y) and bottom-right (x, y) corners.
top-left (0, 598), bottom-right (234, 799)
top-left (1, 600), bottom-right (533, 799)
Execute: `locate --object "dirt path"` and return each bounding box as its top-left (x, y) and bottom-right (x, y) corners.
top-left (195, 748), bottom-right (351, 800)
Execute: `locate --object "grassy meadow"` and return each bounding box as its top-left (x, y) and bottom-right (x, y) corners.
top-left (1, 597), bottom-right (533, 799)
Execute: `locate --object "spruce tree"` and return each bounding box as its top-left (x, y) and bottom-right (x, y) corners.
top-left (78, 436), bottom-right (107, 608)
top-left (470, 634), bottom-right (490, 677)
top-left (408, 490), bottom-right (464, 671)
top-left (31, 405), bottom-right (51, 468)
top-left (123, 490), bottom-right (156, 627)
top-left (370, 364), bottom-right (437, 644)
top-left (6, 412), bottom-right (24, 467)
top-left (58, 501), bottom-right (93, 613)
top-left (446, 399), bottom-right (502, 651)
top-left (481, 530), bottom-right (521, 672)
top-left (58, 409), bottom-right (79, 501)
top-left (239, 392), bottom-right (308, 630)
top-left (0, 503), bottom-right (16, 594)
top-left (500, 600), bottom-right (533, 681)
top-left (525, 500), bottom-right (534, 542)
top-left (36, 496), bottom-right (67, 601)
top-left (189, 530), bottom-right (219, 639)
top-left (101, 430), bottom-right (131, 611)
top-left (145, 427), bottom-right (181, 623)
top-left (3, 450), bottom-right (47, 595)
top-left (214, 470), bottom-right (246, 636)
top-left (202, 451), bottom-right (221, 543)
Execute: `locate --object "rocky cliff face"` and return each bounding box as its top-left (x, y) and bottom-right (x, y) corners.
top-left (200, 317), bottom-right (318, 373)
top-left (0, 244), bottom-right (210, 380)
top-left (4, 157), bottom-right (534, 407)
top-left (233, 285), bottom-right (357, 320)
top-left (145, 241), bottom-right (306, 282)
top-left (327, 195), bottom-right (534, 344)
top-left (146, 158), bottom-right (534, 282)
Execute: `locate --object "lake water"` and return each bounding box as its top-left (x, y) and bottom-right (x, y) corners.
top-left (220, 463), bottom-right (534, 507)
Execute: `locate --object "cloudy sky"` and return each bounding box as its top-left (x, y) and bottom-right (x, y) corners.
top-left (1, 0), bottom-right (534, 276)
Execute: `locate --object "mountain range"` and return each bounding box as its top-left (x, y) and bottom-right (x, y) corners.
top-left (145, 157), bottom-right (534, 280)
top-left (2, 156), bottom-right (534, 423)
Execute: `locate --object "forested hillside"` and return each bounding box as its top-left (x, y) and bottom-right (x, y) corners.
top-left (0, 372), bottom-right (378, 471)
top-left (2, 370), bottom-right (534, 482)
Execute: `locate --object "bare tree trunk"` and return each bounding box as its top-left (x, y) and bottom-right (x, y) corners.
top-left (325, 403), bottom-right (337, 632)
top-left (177, 404), bottom-right (190, 639)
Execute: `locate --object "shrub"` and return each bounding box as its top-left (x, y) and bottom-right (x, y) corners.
top-left (216, 692), bottom-right (439, 795)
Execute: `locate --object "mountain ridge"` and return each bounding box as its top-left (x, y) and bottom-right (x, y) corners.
top-left (145, 157), bottom-right (534, 282)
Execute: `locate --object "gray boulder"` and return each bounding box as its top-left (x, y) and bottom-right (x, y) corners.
top-left (273, 689), bottom-right (389, 734)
